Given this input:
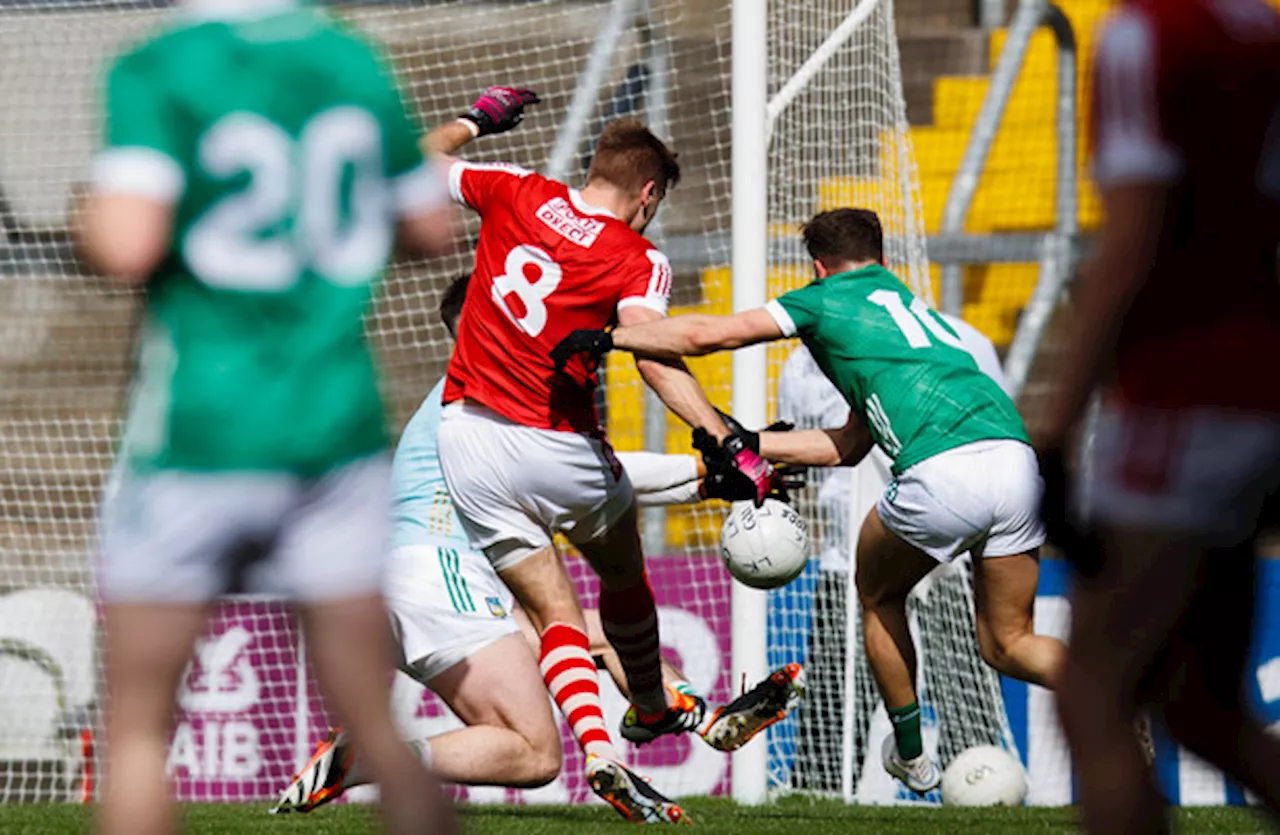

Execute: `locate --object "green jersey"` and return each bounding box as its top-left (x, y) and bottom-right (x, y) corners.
top-left (94, 1), bottom-right (443, 475)
top-left (767, 265), bottom-right (1028, 474)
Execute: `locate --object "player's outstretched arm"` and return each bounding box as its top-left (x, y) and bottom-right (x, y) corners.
top-left (617, 306), bottom-right (778, 506)
top-left (757, 410), bottom-right (873, 469)
top-left (615, 309), bottom-right (784, 361)
top-left (423, 86), bottom-right (540, 159)
top-left (1035, 183), bottom-right (1164, 450)
top-left (550, 308), bottom-right (783, 370)
top-left (616, 451), bottom-right (703, 507)
top-left (77, 191), bottom-right (173, 285)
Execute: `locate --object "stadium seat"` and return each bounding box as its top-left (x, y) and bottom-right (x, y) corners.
top-left (0, 588), bottom-right (96, 802)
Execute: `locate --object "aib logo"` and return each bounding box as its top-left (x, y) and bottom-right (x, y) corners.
top-left (179, 626), bottom-right (261, 714)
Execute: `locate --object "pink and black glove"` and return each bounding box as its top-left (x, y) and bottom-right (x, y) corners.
top-left (723, 435), bottom-right (778, 507)
top-left (460, 86), bottom-right (541, 137)
top-left (694, 428), bottom-right (780, 508)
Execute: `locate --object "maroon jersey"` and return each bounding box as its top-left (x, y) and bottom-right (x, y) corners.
top-left (1091, 0), bottom-right (1280, 412)
top-left (442, 161), bottom-right (672, 433)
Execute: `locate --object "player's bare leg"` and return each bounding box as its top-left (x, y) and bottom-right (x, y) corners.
top-left (423, 632), bottom-right (562, 786)
top-left (856, 508), bottom-right (936, 708)
top-left (278, 631), bottom-right (562, 811)
top-left (302, 596), bottom-right (455, 835)
top-left (855, 507), bottom-right (942, 793)
top-left (1060, 528), bottom-right (1199, 834)
top-left (1154, 546), bottom-right (1280, 821)
top-left (99, 603), bottom-right (208, 835)
top-left (1061, 529), bottom-right (1280, 834)
top-left (971, 549), bottom-right (1062, 688)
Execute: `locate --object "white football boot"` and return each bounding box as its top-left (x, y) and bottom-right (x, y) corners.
top-left (881, 733), bottom-right (941, 794)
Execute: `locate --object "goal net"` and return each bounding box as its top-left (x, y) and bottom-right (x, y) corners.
top-left (0, 0), bottom-right (1012, 805)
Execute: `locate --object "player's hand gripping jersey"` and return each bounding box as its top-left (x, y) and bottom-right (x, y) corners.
top-left (442, 163), bottom-right (672, 433)
top-left (95, 7), bottom-right (445, 474)
top-left (765, 264), bottom-right (1028, 475)
top-left (1092, 0), bottom-right (1280, 412)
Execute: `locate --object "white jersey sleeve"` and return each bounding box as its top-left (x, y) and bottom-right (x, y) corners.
top-left (618, 451), bottom-right (701, 507)
top-left (1091, 7), bottom-right (1184, 187)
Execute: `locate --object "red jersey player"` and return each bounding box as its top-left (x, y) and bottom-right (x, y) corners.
top-left (422, 89), bottom-right (776, 824)
top-left (1036, 1), bottom-right (1280, 830)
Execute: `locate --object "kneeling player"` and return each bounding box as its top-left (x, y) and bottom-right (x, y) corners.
top-left (272, 275), bottom-right (804, 817)
top-left (554, 208), bottom-right (1065, 794)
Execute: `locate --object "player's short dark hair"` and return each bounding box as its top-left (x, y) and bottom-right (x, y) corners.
top-left (802, 208), bottom-right (884, 266)
top-left (586, 118), bottom-right (681, 198)
top-left (439, 273), bottom-right (469, 339)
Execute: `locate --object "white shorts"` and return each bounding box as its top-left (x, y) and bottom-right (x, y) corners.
top-left (436, 402), bottom-right (634, 571)
top-left (1080, 404), bottom-right (1280, 544)
top-left (877, 440), bottom-right (1045, 562)
top-left (98, 455), bottom-right (391, 603)
top-left (385, 541), bottom-right (519, 684)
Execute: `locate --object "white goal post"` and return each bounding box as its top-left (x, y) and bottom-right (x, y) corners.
top-left (730, 0), bottom-right (771, 806)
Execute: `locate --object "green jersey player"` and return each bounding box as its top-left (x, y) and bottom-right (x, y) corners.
top-left (552, 208), bottom-right (1064, 794)
top-left (78, 2), bottom-right (459, 834)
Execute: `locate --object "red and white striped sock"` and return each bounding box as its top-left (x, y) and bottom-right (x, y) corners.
top-left (599, 576), bottom-right (667, 716)
top-left (539, 622), bottom-right (619, 761)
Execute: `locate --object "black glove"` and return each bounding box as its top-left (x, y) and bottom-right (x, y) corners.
top-left (716, 408), bottom-right (794, 455)
top-left (1038, 447), bottom-right (1101, 577)
top-left (704, 463), bottom-right (805, 502)
top-left (694, 428), bottom-right (781, 506)
top-left (773, 464), bottom-right (807, 495)
top-left (551, 329), bottom-right (613, 374)
top-left (460, 86), bottom-right (541, 137)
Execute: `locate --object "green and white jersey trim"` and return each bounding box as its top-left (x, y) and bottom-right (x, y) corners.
top-left (180, 0), bottom-right (301, 23)
top-left (91, 148), bottom-right (187, 203)
top-left (393, 159), bottom-right (451, 217)
top-left (765, 298), bottom-right (798, 337)
top-left (121, 322), bottom-right (178, 462)
top-left (865, 393), bottom-right (902, 457)
top-left (437, 546), bottom-right (476, 614)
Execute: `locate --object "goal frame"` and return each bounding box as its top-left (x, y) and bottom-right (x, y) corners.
top-left (730, 0), bottom-right (891, 804)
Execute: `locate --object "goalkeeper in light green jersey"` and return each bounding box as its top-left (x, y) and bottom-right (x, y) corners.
top-left (77, 2), bottom-right (461, 833)
top-left (552, 208), bottom-right (1064, 794)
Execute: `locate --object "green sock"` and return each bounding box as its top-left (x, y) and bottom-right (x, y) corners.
top-left (887, 701), bottom-right (923, 760)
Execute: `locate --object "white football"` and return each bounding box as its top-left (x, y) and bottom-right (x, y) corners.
top-left (941, 745), bottom-right (1027, 807)
top-left (719, 499), bottom-right (810, 589)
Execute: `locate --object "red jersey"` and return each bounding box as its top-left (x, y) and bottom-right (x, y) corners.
top-left (442, 161), bottom-right (673, 433)
top-left (1091, 0), bottom-right (1280, 412)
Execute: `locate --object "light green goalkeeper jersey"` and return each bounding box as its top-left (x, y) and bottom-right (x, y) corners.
top-left (92, 0), bottom-right (445, 476)
top-left (766, 265), bottom-right (1028, 475)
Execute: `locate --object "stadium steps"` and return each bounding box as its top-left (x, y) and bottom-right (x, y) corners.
top-left (907, 0), bottom-right (1111, 348)
top-left (808, 1), bottom-right (1114, 350)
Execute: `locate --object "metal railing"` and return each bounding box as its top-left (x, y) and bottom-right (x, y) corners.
top-left (935, 0), bottom-right (1079, 398)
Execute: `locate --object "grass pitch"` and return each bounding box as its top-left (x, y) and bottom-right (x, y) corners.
top-left (0, 798), bottom-right (1270, 833)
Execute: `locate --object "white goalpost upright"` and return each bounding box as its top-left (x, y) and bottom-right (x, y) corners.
top-left (729, 0), bottom-right (771, 807)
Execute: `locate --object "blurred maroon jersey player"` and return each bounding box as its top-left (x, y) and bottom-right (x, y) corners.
top-left (1092, 0), bottom-right (1280, 416)
top-left (1037, 2), bottom-right (1280, 832)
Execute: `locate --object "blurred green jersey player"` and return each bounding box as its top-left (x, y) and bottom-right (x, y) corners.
top-left (555, 207), bottom-right (1065, 797)
top-left (78, 2), bottom-right (459, 834)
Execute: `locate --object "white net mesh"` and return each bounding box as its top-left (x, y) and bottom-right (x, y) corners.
top-left (0, 0), bottom-right (1014, 805)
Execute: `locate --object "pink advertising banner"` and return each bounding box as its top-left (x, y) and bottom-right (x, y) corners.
top-left (170, 554), bottom-right (734, 803)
